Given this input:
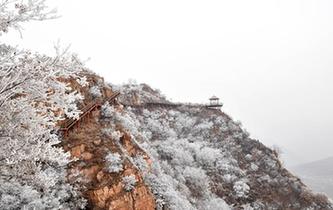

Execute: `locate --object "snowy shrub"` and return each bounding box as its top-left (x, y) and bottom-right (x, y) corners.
top-left (233, 180), bottom-right (250, 198)
top-left (122, 175), bottom-right (137, 192)
top-left (76, 76), bottom-right (89, 87)
top-left (113, 110), bottom-right (141, 137)
top-left (101, 102), bottom-right (114, 118)
top-left (111, 131), bottom-right (123, 142)
top-left (145, 173), bottom-right (195, 210)
top-left (105, 152), bottom-right (123, 173)
top-left (173, 113), bottom-right (195, 134)
top-left (250, 163), bottom-right (259, 171)
top-left (183, 167), bottom-right (210, 197)
top-left (0, 173), bottom-right (86, 210)
top-left (172, 148), bottom-right (194, 166)
top-left (157, 140), bottom-right (194, 166)
top-left (193, 121), bottom-right (214, 133)
top-left (228, 121), bottom-right (241, 132)
top-left (222, 174), bottom-right (238, 184)
top-left (263, 157), bottom-right (278, 169)
top-left (198, 197), bottom-right (231, 210)
top-left (245, 154), bottom-right (253, 161)
top-left (216, 157), bottom-right (242, 177)
top-left (195, 146), bottom-right (221, 167)
top-left (243, 129), bottom-right (250, 138)
top-left (242, 204), bottom-right (254, 210)
top-left (105, 84), bottom-right (333, 209)
top-left (0, 181), bottom-right (47, 209)
top-left (89, 86), bottom-right (102, 98)
top-left (102, 128), bottom-right (123, 142)
top-left (133, 155), bottom-right (149, 172)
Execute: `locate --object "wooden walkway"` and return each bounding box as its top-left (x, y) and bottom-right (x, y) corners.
top-left (60, 91), bottom-right (120, 136)
top-left (123, 102), bottom-right (217, 109)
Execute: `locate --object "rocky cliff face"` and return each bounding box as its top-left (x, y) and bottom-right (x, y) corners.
top-left (61, 72), bottom-right (332, 210)
top-left (60, 74), bottom-right (156, 210)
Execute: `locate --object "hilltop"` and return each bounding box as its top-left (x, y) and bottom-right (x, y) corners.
top-left (52, 72), bottom-right (332, 209)
top-left (1, 1), bottom-right (332, 209)
top-left (1, 52), bottom-right (332, 208)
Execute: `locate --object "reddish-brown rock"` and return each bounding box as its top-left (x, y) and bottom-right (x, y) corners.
top-left (71, 144), bottom-right (86, 158)
top-left (82, 152), bottom-right (93, 160)
top-left (61, 76), bottom-right (156, 209)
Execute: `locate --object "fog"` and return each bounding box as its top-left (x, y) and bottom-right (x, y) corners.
top-left (3, 0), bottom-right (333, 166)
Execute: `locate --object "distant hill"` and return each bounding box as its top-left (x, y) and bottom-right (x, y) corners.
top-left (291, 157), bottom-right (333, 199)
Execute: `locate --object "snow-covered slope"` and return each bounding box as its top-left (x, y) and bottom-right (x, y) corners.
top-left (1, 1), bottom-right (332, 209)
top-left (2, 63), bottom-right (332, 209)
top-left (96, 81), bottom-right (332, 210)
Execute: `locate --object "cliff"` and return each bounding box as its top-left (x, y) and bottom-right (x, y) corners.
top-left (60, 74), bottom-right (156, 210)
top-left (60, 72), bottom-right (332, 210)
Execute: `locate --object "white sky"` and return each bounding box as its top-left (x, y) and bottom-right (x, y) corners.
top-left (3, 0), bottom-right (333, 166)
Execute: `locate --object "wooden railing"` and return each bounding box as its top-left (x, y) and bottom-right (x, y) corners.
top-left (59, 91), bottom-right (120, 136)
top-left (123, 101), bottom-right (223, 112)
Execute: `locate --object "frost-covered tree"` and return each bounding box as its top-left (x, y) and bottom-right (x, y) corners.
top-left (101, 102), bottom-right (114, 118)
top-left (0, 45), bottom-right (87, 208)
top-left (122, 175), bottom-right (137, 192)
top-left (105, 152), bottom-right (123, 173)
top-left (111, 89), bottom-right (331, 209)
top-left (0, 0), bottom-right (56, 35)
top-left (89, 85), bottom-right (102, 98)
top-left (183, 166), bottom-right (210, 197)
top-left (233, 180), bottom-right (250, 198)
top-left (198, 198), bottom-right (231, 210)
top-left (0, 1), bottom-right (87, 208)
top-left (113, 106), bottom-right (234, 209)
top-left (133, 155), bottom-right (149, 173)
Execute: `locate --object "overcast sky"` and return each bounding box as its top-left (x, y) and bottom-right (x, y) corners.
top-left (3, 0), bottom-right (333, 166)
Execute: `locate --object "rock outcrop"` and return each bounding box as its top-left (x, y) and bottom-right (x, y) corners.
top-left (60, 74), bottom-right (156, 210)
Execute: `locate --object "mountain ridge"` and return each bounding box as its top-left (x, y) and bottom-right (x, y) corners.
top-left (291, 156), bottom-right (333, 199)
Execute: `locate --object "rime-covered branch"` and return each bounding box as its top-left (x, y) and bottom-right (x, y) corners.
top-left (0, 0), bottom-right (57, 35)
top-left (0, 43), bottom-right (87, 208)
